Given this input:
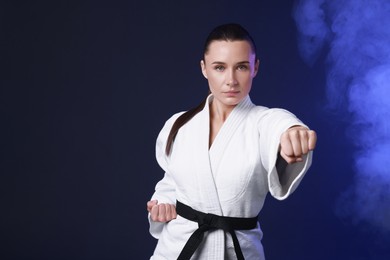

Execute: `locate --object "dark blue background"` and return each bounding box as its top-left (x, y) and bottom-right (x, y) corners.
top-left (1, 1), bottom-right (389, 259)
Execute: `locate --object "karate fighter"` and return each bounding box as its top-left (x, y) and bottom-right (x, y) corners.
top-left (147, 23), bottom-right (317, 259)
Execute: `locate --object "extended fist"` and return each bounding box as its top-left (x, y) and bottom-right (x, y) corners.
top-left (280, 126), bottom-right (317, 164)
top-left (147, 200), bottom-right (177, 222)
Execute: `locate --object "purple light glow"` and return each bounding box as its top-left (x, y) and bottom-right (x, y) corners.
top-left (293, 0), bottom-right (390, 232)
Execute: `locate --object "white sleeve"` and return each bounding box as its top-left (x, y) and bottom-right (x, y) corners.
top-left (257, 108), bottom-right (313, 200)
top-left (148, 112), bottom-right (183, 238)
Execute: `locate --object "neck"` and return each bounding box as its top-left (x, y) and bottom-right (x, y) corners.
top-left (209, 99), bottom-right (235, 123)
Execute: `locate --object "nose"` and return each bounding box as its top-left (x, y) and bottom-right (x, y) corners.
top-left (226, 69), bottom-right (238, 87)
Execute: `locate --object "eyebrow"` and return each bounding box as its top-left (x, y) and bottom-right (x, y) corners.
top-left (211, 61), bottom-right (250, 65)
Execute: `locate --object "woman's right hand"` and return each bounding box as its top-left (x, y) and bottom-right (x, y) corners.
top-left (147, 200), bottom-right (177, 222)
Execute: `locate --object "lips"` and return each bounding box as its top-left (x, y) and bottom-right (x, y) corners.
top-left (223, 91), bottom-right (240, 96)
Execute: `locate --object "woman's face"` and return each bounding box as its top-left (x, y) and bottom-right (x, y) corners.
top-left (201, 40), bottom-right (259, 108)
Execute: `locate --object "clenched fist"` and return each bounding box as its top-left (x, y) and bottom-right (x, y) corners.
top-left (280, 126), bottom-right (317, 164)
top-left (147, 200), bottom-right (177, 222)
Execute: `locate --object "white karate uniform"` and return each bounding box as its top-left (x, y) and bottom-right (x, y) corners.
top-left (149, 94), bottom-right (313, 259)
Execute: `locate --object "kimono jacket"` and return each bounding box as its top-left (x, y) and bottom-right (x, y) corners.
top-left (149, 94), bottom-right (313, 259)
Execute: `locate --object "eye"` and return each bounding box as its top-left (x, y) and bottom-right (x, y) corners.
top-left (214, 65), bottom-right (225, 71)
top-left (237, 65), bottom-right (248, 71)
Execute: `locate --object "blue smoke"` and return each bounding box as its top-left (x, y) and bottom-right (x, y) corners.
top-left (293, 0), bottom-right (390, 232)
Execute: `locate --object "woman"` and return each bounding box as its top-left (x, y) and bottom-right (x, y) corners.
top-left (147, 23), bottom-right (317, 260)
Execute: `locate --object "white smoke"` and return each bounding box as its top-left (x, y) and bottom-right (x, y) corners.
top-left (293, 0), bottom-right (390, 232)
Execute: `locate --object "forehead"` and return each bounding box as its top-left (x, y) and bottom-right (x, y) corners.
top-left (204, 40), bottom-right (255, 62)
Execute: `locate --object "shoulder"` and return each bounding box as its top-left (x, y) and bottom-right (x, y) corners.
top-left (155, 111), bottom-right (186, 157)
top-left (245, 96), bottom-right (296, 119)
top-left (157, 111), bottom-right (186, 140)
top-left (160, 111), bottom-right (186, 129)
top-left (249, 105), bottom-right (296, 120)
top-left (249, 105), bottom-right (304, 131)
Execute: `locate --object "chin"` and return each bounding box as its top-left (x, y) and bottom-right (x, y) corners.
top-left (223, 98), bottom-right (242, 106)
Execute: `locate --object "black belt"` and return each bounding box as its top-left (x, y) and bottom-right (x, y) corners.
top-left (176, 200), bottom-right (258, 260)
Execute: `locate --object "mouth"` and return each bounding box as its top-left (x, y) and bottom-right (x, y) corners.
top-left (223, 90), bottom-right (240, 96)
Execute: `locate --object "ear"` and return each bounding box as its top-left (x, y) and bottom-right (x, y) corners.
top-left (200, 60), bottom-right (208, 79)
top-left (252, 59), bottom-right (260, 78)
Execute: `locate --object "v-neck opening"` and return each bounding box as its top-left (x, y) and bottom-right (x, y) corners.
top-left (207, 94), bottom-right (253, 152)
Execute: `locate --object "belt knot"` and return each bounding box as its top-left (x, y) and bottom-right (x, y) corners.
top-left (198, 213), bottom-right (217, 230)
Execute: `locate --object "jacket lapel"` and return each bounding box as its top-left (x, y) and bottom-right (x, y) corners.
top-left (209, 95), bottom-right (254, 180)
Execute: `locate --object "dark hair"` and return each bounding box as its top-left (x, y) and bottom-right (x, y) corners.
top-left (203, 23), bottom-right (257, 59)
top-left (165, 23), bottom-right (257, 155)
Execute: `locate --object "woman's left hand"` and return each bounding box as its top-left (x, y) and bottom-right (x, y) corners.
top-left (280, 126), bottom-right (317, 164)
